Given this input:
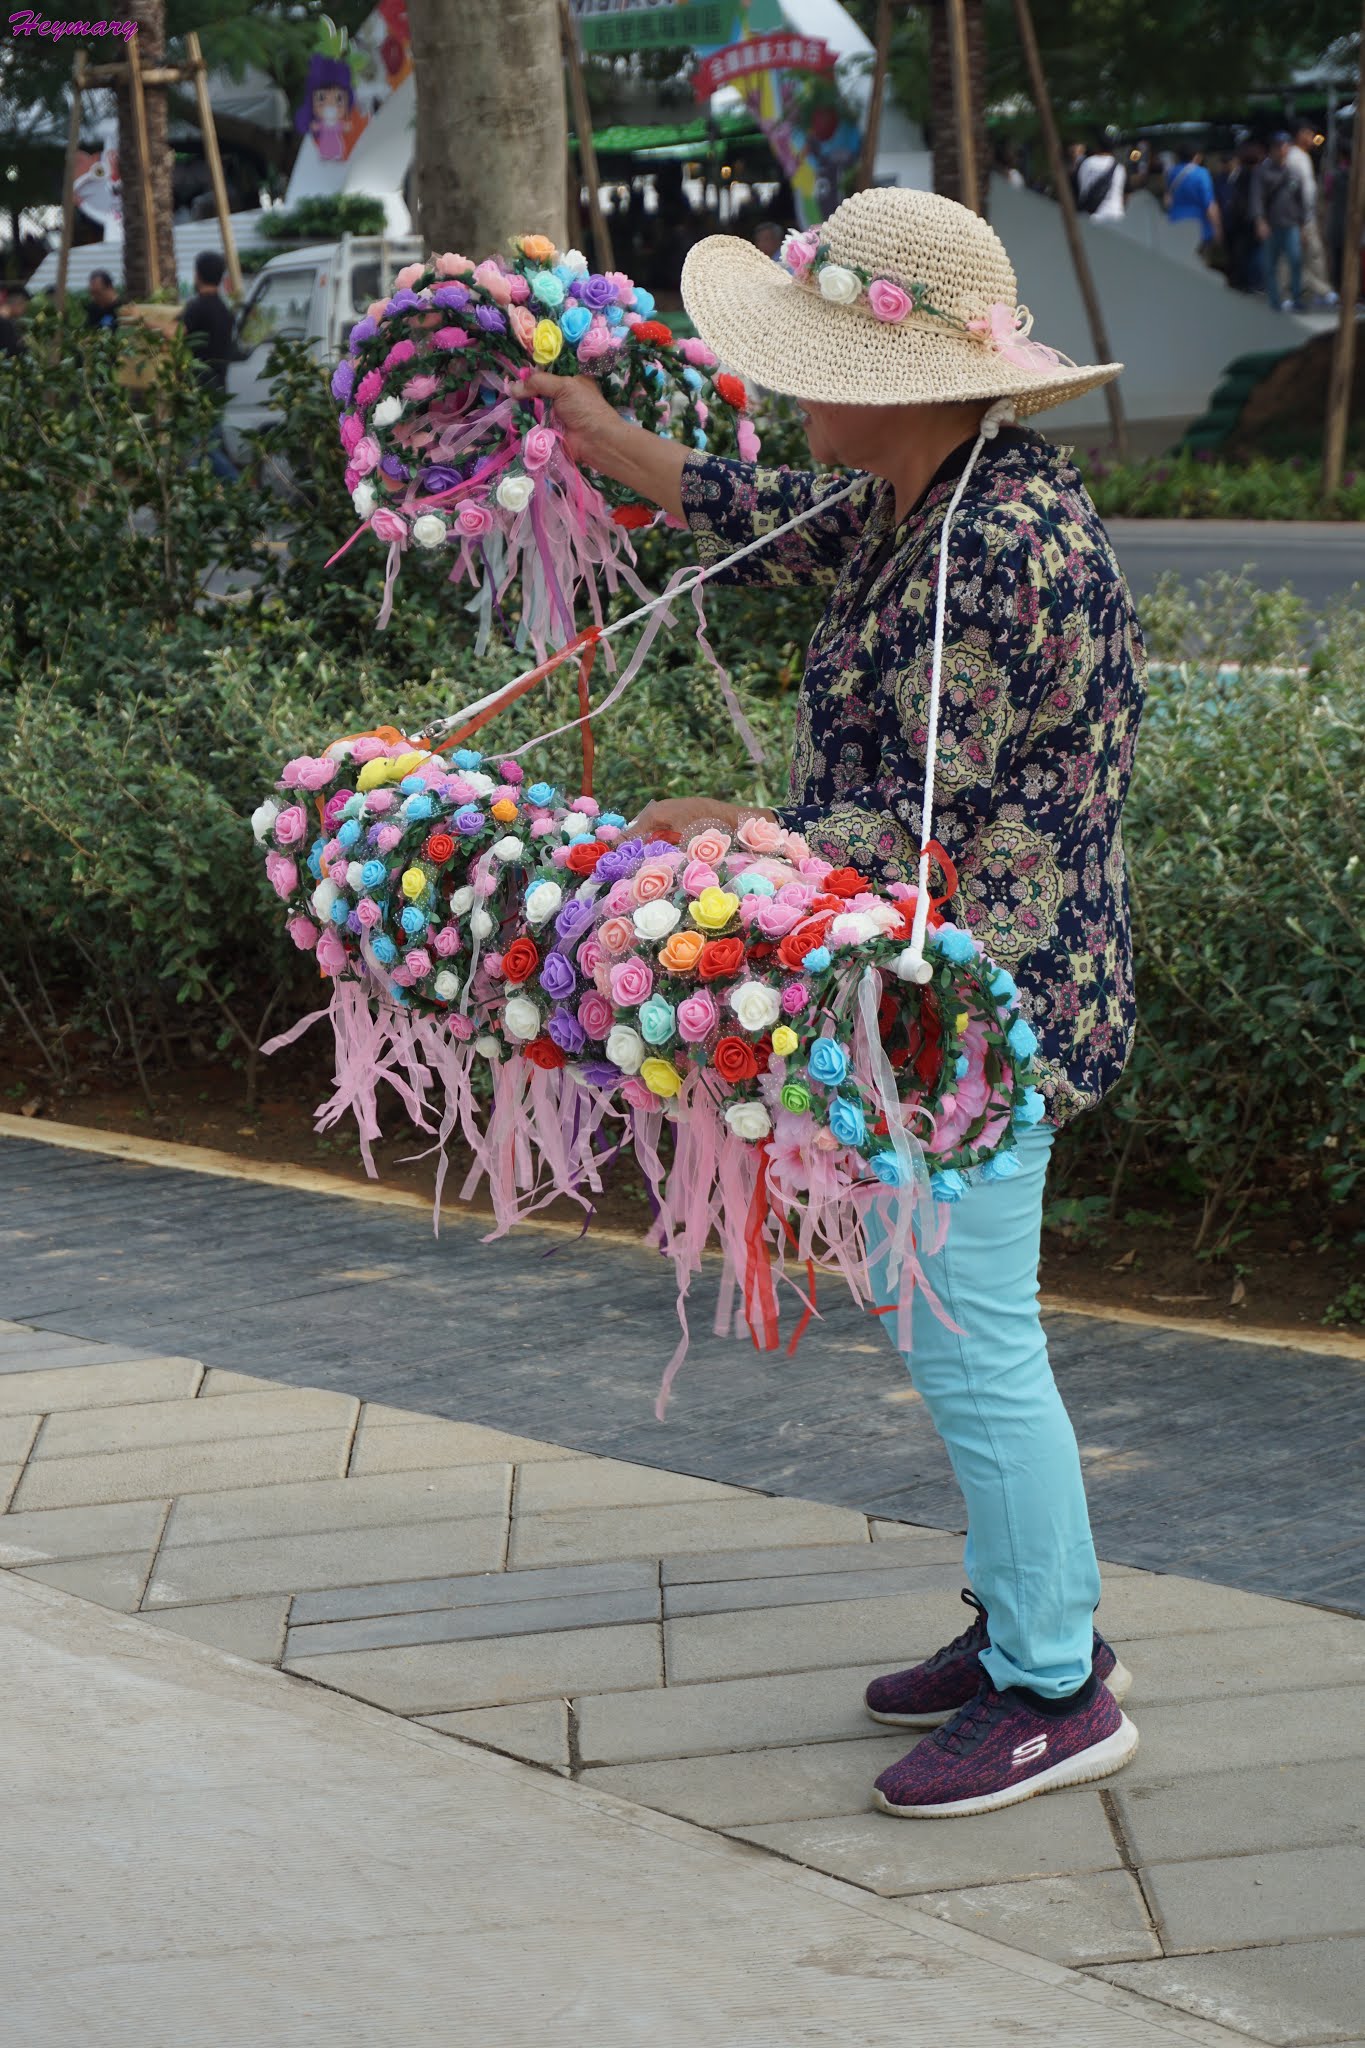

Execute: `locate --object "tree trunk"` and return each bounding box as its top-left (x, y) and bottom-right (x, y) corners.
top-left (407, 0), bottom-right (567, 258)
top-left (116, 0), bottom-right (176, 298)
top-left (924, 0), bottom-right (989, 217)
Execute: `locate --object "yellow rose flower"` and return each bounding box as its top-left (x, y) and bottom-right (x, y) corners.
top-left (401, 867), bottom-right (427, 901)
top-left (491, 798), bottom-right (519, 823)
top-left (356, 758), bottom-right (391, 792)
top-left (954, 1011), bottom-right (970, 1035)
top-left (639, 1057), bottom-right (681, 1099)
top-left (771, 1025), bottom-right (798, 1057)
top-left (531, 319), bottom-right (563, 365)
top-left (391, 750), bottom-right (429, 778)
top-left (688, 886), bottom-right (739, 931)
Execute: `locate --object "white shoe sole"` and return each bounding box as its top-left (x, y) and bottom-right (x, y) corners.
top-left (872, 1711), bottom-right (1140, 1819)
top-left (865, 1655), bottom-right (1134, 1730)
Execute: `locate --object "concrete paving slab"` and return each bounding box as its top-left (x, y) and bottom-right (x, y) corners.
top-left (1114, 1758), bottom-right (1365, 1863)
top-left (142, 1595), bottom-right (290, 1665)
top-left (1116, 1688), bottom-right (1365, 1782)
top-left (1095, 1574), bottom-right (1325, 1641)
top-left (10, 1429), bottom-right (354, 1510)
top-left (733, 1794), bottom-right (1127, 1897)
top-left (17, 1551), bottom-right (154, 1612)
top-left (145, 1516), bottom-right (508, 1607)
top-left (349, 1411), bottom-right (579, 1474)
top-left (419, 1700), bottom-right (571, 1772)
top-left (1105, 1618), bottom-right (1365, 1705)
top-left (509, 1495), bottom-right (871, 1569)
top-left (583, 1733), bottom-right (911, 1827)
top-left (513, 1456), bottom-right (746, 1513)
top-left (660, 1536), bottom-right (957, 1583)
top-left (0, 1341), bottom-right (169, 1375)
top-left (907, 1870), bottom-right (1161, 1967)
top-left (161, 1463), bottom-right (511, 1548)
top-left (35, 1386), bottom-right (358, 1459)
top-left (287, 1583), bottom-right (662, 1659)
top-left (0, 1414), bottom-right (39, 1462)
top-left (0, 1496), bottom-right (170, 1565)
top-left (0, 1463), bottom-right (20, 1510)
top-left (291, 1557), bottom-right (658, 1626)
top-left (575, 1664), bottom-right (897, 1767)
top-left (285, 1620), bottom-right (664, 1716)
top-left (197, 1369), bottom-right (286, 1396)
top-left (664, 1559), bottom-right (966, 1618)
top-left (1143, 1844), bottom-right (1365, 1952)
top-left (1099, 1940), bottom-right (1365, 2046)
top-left (665, 1588), bottom-right (959, 1684)
top-left (0, 1357), bottom-right (202, 1414)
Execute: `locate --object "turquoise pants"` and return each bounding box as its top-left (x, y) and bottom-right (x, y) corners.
top-left (869, 1124), bottom-right (1101, 1697)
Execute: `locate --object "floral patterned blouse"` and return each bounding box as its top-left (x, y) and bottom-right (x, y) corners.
top-left (679, 429), bottom-right (1146, 1128)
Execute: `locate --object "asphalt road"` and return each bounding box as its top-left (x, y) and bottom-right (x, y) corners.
top-left (1109, 518), bottom-right (1365, 609)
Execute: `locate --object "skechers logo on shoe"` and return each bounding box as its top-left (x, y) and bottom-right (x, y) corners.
top-left (1011, 1735), bottom-right (1048, 1767)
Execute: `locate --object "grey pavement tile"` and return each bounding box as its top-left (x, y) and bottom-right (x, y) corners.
top-left (1120, 1687), bottom-right (1365, 1788)
top-left (1098, 1938), bottom-right (1365, 2046)
top-left (15, 1550), bottom-right (154, 1612)
top-left (0, 1497), bottom-right (170, 1566)
top-left (511, 1457), bottom-right (746, 1514)
top-left (0, 1465), bottom-right (20, 1511)
top-left (904, 1870), bottom-right (1161, 1967)
top-left (291, 1558), bottom-right (657, 1627)
top-left (665, 1589), bottom-right (961, 1685)
top-left (1107, 1617), bottom-right (1365, 1706)
top-left (196, 1370), bottom-right (286, 1397)
top-left (509, 1496), bottom-right (871, 1571)
top-left (1115, 1757), bottom-right (1365, 1864)
top-left (161, 1464), bottom-right (511, 1549)
top-left (0, 1340), bottom-right (164, 1375)
top-left (659, 1537), bottom-right (953, 1585)
top-left (285, 1620), bottom-right (662, 1716)
top-left (10, 1429), bottom-right (354, 1510)
top-left (733, 1791), bottom-right (1124, 1897)
top-left (1143, 1844), bottom-right (1365, 1953)
top-left (664, 1559), bottom-right (966, 1620)
top-left (35, 1387), bottom-right (358, 1460)
top-left (286, 1584), bottom-right (661, 1660)
top-left (418, 1700), bottom-right (570, 1771)
top-left (582, 1734), bottom-right (909, 1828)
top-left (575, 1664), bottom-right (909, 1768)
top-left (141, 1596), bottom-right (291, 1665)
top-left (145, 1515), bottom-right (507, 1608)
top-left (348, 1414), bottom-right (578, 1476)
top-left (1095, 1573), bottom-right (1326, 1641)
top-left (0, 1416), bottom-right (39, 1463)
top-left (0, 1359), bottom-right (203, 1411)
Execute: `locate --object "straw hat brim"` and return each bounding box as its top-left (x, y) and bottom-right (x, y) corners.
top-left (681, 235), bottom-right (1122, 416)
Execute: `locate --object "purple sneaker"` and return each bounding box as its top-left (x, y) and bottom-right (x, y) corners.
top-left (865, 1589), bottom-right (1132, 1729)
top-left (873, 1677), bottom-right (1139, 1818)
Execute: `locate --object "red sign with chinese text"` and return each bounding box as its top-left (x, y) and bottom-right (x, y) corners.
top-left (692, 33), bottom-right (836, 103)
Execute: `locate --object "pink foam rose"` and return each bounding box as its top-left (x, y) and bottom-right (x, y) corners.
top-left (355, 371), bottom-right (384, 407)
top-left (605, 880), bottom-right (637, 916)
top-left (349, 737), bottom-right (386, 765)
top-left (595, 825), bottom-right (621, 846)
top-left (365, 789), bottom-right (395, 813)
top-left (782, 229), bottom-right (819, 274)
top-left (483, 952), bottom-right (504, 978)
top-left (286, 916), bottom-right (318, 951)
top-left (867, 278), bottom-right (912, 324)
top-left (780, 830), bottom-right (811, 861)
top-left (548, 846), bottom-right (573, 870)
top-left (272, 805), bottom-right (306, 847)
top-left (375, 825), bottom-right (402, 854)
top-left (620, 1076), bottom-right (656, 1112)
top-left (456, 501), bottom-right (493, 537)
top-left (264, 852), bottom-right (297, 900)
top-left (630, 858), bottom-right (676, 906)
top-left (365, 299), bottom-right (387, 321)
top-left (315, 931), bottom-right (348, 976)
top-left (382, 340), bottom-right (417, 373)
top-left (529, 817), bottom-right (557, 839)
top-left (570, 795), bottom-right (598, 816)
top-left (433, 326), bottom-right (471, 351)
top-left (605, 271), bottom-right (635, 307)
top-left (322, 788), bottom-right (353, 827)
top-left (578, 991), bottom-right (613, 1040)
top-left (447, 1011), bottom-right (475, 1039)
top-left (576, 316), bottom-right (614, 363)
top-left (686, 827), bottom-right (730, 865)
top-left (676, 990), bottom-right (719, 1045)
top-left (434, 253), bottom-right (474, 279)
top-left (355, 898), bottom-right (381, 929)
top-left (737, 419), bottom-right (761, 463)
top-left (753, 898), bottom-right (803, 939)
top-left (522, 424), bottom-right (558, 470)
top-left (498, 760), bottom-right (524, 784)
top-left (295, 756), bottom-right (337, 791)
top-left (737, 814), bottom-right (786, 856)
top-left (610, 957), bottom-right (653, 1007)
top-left (326, 860), bottom-right (349, 884)
top-left (680, 338), bottom-right (717, 368)
top-left (472, 260), bottom-right (512, 305)
top-left (598, 915), bottom-right (635, 956)
top-left (432, 925), bottom-right (461, 957)
top-left (695, 400), bottom-right (709, 428)
top-left (509, 305), bottom-right (537, 354)
top-left (351, 434), bottom-right (381, 477)
top-left (394, 262), bottom-right (425, 290)
top-left (780, 982), bottom-right (809, 1015)
top-left (474, 869), bottom-right (498, 897)
top-left (506, 273), bottom-right (531, 304)
top-left (775, 880), bottom-right (817, 911)
top-left (370, 508), bottom-right (407, 544)
top-left (339, 414), bottom-right (364, 454)
top-left (682, 859), bottom-right (719, 896)
top-left (404, 948), bottom-right (432, 979)
top-left (577, 936), bottom-right (605, 979)
top-left (343, 464), bottom-right (360, 493)
top-left (389, 964), bottom-right (414, 988)
top-left (798, 855), bottom-right (834, 881)
top-left (402, 373), bottom-right (439, 403)
top-left (490, 784), bottom-right (517, 805)
top-left (444, 777), bottom-right (477, 803)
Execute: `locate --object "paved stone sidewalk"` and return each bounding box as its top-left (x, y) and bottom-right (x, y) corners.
top-left (0, 1316), bottom-right (1361, 2046)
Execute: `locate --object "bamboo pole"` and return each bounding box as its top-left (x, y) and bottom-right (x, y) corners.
top-left (126, 26), bottom-right (159, 295)
top-left (559, 0), bottom-right (614, 271)
top-left (856, 0), bottom-right (894, 194)
top-left (186, 32), bottom-right (241, 299)
top-left (944, 0), bottom-right (978, 215)
top-left (1010, 0), bottom-right (1128, 457)
top-left (1322, 2), bottom-right (1365, 498)
top-left (55, 49), bottom-right (87, 317)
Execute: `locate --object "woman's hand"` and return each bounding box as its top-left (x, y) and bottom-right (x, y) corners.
top-left (630, 796), bottom-right (775, 843)
top-left (523, 372), bottom-right (625, 473)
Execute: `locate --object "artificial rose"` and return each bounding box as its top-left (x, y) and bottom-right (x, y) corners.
top-left (286, 915), bottom-right (318, 951)
top-left (435, 252), bottom-right (474, 278)
top-left (532, 320), bottom-right (563, 365)
top-left (807, 1037), bottom-right (850, 1087)
top-left (685, 828), bottom-right (731, 866)
top-left (867, 278), bottom-right (911, 324)
top-left (752, 898), bottom-right (803, 940)
top-left (524, 880), bottom-right (562, 925)
top-left (830, 910), bottom-right (880, 947)
top-left (564, 840), bottom-right (604, 876)
top-left (689, 886), bottom-right (739, 931)
top-left (519, 234), bottom-right (556, 262)
top-left (351, 481), bottom-right (377, 519)
top-left (547, 1009), bottom-right (586, 1056)
top-left (632, 899), bottom-right (680, 941)
top-left (372, 396), bottom-right (404, 429)
top-left (577, 990), bottom-right (613, 1040)
top-left (576, 273), bottom-right (616, 310)
top-left (539, 952), bottom-right (577, 1002)
top-left (531, 269), bottom-right (565, 309)
top-left (817, 264), bottom-right (861, 305)
top-left (524, 1036), bottom-right (566, 1072)
top-left (411, 513), bottom-right (446, 550)
top-left (697, 936), bottom-right (745, 982)
top-left (780, 228), bottom-right (819, 274)
top-left (658, 929), bottom-right (705, 975)
top-left (522, 424), bottom-right (559, 471)
top-left (736, 419), bottom-right (761, 463)
top-left (605, 1023), bottom-right (645, 1074)
top-left (729, 980), bottom-right (782, 1033)
top-left (509, 305), bottom-right (537, 354)
top-left (675, 990), bottom-right (719, 1045)
top-left (264, 852), bottom-right (297, 900)
top-left (725, 1101), bottom-right (772, 1142)
top-left (715, 372), bottom-right (747, 411)
top-left (823, 866), bottom-right (873, 898)
top-left (370, 508), bottom-right (407, 544)
top-left (381, 339), bottom-right (416, 371)
top-left (597, 915), bottom-right (635, 957)
top-left (712, 1035), bottom-right (760, 1084)
top-left (351, 435), bottom-right (381, 477)
top-left (496, 473), bottom-right (535, 514)
top-left (638, 1056), bottom-right (681, 1098)
top-left (630, 858), bottom-right (676, 906)
top-left (737, 814), bottom-right (786, 856)
top-left (273, 805), bottom-right (307, 847)
top-left (506, 274), bottom-right (530, 304)
top-left (472, 260), bottom-right (513, 304)
top-left (681, 859), bottom-right (719, 897)
top-left (502, 995), bottom-right (541, 1040)
top-left (609, 957), bottom-right (654, 1007)
top-left (501, 937), bottom-right (540, 985)
top-left (777, 915), bottom-right (834, 972)
top-left (638, 996), bottom-right (676, 1046)
top-left (432, 326), bottom-right (471, 350)
top-left (456, 501), bottom-right (494, 537)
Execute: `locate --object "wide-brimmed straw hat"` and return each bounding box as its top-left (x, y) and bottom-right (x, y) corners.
top-left (681, 187), bottom-right (1122, 415)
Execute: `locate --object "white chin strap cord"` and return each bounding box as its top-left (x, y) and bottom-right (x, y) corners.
top-left (901, 397), bottom-right (1018, 985)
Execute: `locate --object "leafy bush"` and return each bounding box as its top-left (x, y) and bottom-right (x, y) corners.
top-left (1078, 447), bottom-right (1365, 522)
top-left (255, 195), bottom-right (389, 242)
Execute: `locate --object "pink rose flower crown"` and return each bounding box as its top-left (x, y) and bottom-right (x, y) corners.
top-left (255, 737), bottom-right (1043, 1412)
top-left (329, 236), bottom-right (755, 659)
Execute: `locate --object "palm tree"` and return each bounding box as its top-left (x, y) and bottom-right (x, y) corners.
top-left (923, 0), bottom-right (988, 214)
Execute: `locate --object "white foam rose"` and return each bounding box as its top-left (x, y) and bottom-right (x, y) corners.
top-left (351, 481), bottom-right (377, 518)
top-left (250, 799), bottom-right (280, 843)
top-left (470, 908), bottom-right (494, 939)
top-left (372, 395), bottom-right (404, 427)
top-left (728, 980), bottom-right (781, 1032)
top-left (503, 995), bottom-right (541, 1041)
top-left (412, 513), bottom-right (446, 550)
top-left (561, 815), bottom-right (592, 840)
top-left (560, 248), bottom-right (589, 276)
top-left (492, 836), bottom-right (524, 862)
top-left (524, 880), bottom-right (562, 926)
top-left (496, 473), bottom-right (535, 513)
top-left (725, 1101), bottom-right (772, 1142)
top-left (605, 1024), bottom-right (645, 1074)
top-left (475, 1034), bottom-right (501, 1058)
top-left (433, 970), bottom-right (460, 1001)
top-left (830, 910), bottom-right (878, 946)
top-left (817, 264), bottom-right (861, 305)
top-left (461, 770), bottom-right (495, 796)
top-left (450, 885), bottom-right (475, 914)
top-left (863, 901), bottom-right (903, 934)
top-left (633, 900), bottom-right (680, 940)
top-left (346, 861), bottom-right (365, 891)
top-left (310, 878), bottom-right (338, 919)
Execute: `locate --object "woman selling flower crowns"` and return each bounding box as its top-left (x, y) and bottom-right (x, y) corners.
top-left (528, 188), bottom-right (1145, 1821)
